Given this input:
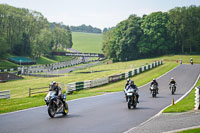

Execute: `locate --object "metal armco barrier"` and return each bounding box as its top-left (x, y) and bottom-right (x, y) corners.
top-left (84, 80), bottom-right (91, 89)
top-left (109, 75), bottom-right (121, 83)
top-left (91, 77), bottom-right (108, 87)
top-left (66, 60), bottom-right (163, 93)
top-left (0, 90), bottom-right (10, 99)
top-left (195, 86), bottom-right (200, 110)
top-left (67, 82), bottom-right (76, 94)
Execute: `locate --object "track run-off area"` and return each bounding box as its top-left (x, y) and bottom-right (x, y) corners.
top-left (0, 64), bottom-right (200, 133)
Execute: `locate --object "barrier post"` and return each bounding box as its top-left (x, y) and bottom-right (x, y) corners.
top-left (195, 86), bottom-right (200, 110)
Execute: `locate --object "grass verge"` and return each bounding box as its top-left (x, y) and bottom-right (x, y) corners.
top-left (163, 78), bottom-right (200, 113)
top-left (177, 128), bottom-right (200, 133)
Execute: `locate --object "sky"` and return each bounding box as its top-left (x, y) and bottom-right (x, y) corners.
top-left (0, 0), bottom-right (200, 30)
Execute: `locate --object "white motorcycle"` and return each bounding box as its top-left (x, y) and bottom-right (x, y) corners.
top-left (44, 83), bottom-right (69, 118)
top-left (127, 88), bottom-right (138, 109)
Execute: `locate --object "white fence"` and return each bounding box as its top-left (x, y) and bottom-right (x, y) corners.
top-left (91, 77), bottom-right (109, 88)
top-left (195, 86), bottom-right (200, 110)
top-left (66, 60), bottom-right (163, 93)
top-left (0, 90), bottom-right (10, 99)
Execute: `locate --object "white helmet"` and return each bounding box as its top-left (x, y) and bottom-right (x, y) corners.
top-left (171, 77), bottom-right (174, 80)
top-left (127, 78), bottom-right (130, 82)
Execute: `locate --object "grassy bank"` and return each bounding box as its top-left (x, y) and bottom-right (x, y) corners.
top-left (163, 78), bottom-right (200, 113)
top-left (177, 128), bottom-right (200, 133)
top-left (72, 32), bottom-right (103, 53)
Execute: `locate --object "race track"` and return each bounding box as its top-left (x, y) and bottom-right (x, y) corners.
top-left (0, 64), bottom-right (200, 133)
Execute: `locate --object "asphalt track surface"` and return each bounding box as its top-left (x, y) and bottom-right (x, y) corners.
top-left (0, 64), bottom-right (200, 133)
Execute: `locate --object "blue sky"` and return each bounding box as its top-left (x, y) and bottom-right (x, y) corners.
top-left (0, 0), bottom-right (200, 29)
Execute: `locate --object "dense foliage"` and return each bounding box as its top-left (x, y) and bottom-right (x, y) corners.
top-left (70, 24), bottom-right (102, 34)
top-left (0, 4), bottom-right (73, 59)
top-left (102, 5), bottom-right (200, 62)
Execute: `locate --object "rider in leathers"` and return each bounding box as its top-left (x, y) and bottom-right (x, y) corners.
top-left (49, 81), bottom-right (64, 103)
top-left (126, 80), bottom-right (139, 103)
top-left (169, 77), bottom-right (176, 90)
top-left (150, 78), bottom-right (159, 94)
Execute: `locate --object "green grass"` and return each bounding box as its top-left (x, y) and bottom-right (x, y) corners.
top-left (35, 56), bottom-right (56, 64)
top-left (159, 55), bottom-right (200, 64)
top-left (36, 56), bottom-right (74, 65)
top-left (0, 60), bottom-right (19, 69)
top-left (72, 32), bottom-right (103, 53)
top-left (163, 78), bottom-right (200, 113)
top-left (177, 128), bottom-right (200, 133)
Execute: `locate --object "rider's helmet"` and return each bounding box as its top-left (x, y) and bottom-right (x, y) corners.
top-left (49, 81), bottom-right (57, 91)
top-left (153, 78), bottom-right (156, 81)
top-left (127, 78), bottom-right (130, 82)
top-left (129, 80), bottom-right (134, 85)
top-left (171, 77), bottom-right (174, 80)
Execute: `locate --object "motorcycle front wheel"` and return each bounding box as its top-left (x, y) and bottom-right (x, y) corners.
top-left (128, 98), bottom-right (132, 109)
top-left (62, 102), bottom-right (69, 116)
top-left (48, 104), bottom-right (56, 118)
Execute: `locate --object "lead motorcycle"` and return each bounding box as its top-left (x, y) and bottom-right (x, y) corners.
top-left (127, 88), bottom-right (137, 109)
top-left (44, 83), bottom-right (69, 118)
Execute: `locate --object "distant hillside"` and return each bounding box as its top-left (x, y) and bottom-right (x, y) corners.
top-left (70, 24), bottom-right (102, 34)
top-left (72, 32), bottom-right (103, 53)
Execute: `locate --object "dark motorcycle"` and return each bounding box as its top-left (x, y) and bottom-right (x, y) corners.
top-left (170, 83), bottom-right (176, 95)
top-left (127, 88), bottom-right (137, 109)
top-left (44, 87), bottom-right (69, 118)
top-left (150, 84), bottom-right (157, 98)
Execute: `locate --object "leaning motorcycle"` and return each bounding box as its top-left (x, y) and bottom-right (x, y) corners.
top-left (170, 83), bottom-right (176, 95)
top-left (127, 88), bottom-right (137, 109)
top-left (150, 84), bottom-right (157, 98)
top-left (44, 83), bottom-right (69, 118)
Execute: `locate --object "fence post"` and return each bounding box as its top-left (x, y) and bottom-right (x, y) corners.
top-left (195, 86), bottom-right (200, 110)
top-left (29, 88), bottom-right (31, 97)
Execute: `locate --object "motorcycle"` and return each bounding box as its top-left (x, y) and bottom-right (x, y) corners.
top-left (170, 83), bottom-right (176, 95)
top-left (44, 83), bottom-right (69, 118)
top-left (127, 88), bottom-right (137, 109)
top-left (150, 84), bottom-right (157, 98)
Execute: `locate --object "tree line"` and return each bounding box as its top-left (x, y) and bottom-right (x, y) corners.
top-left (0, 4), bottom-right (73, 59)
top-left (70, 24), bottom-right (102, 34)
top-left (102, 5), bottom-right (200, 62)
